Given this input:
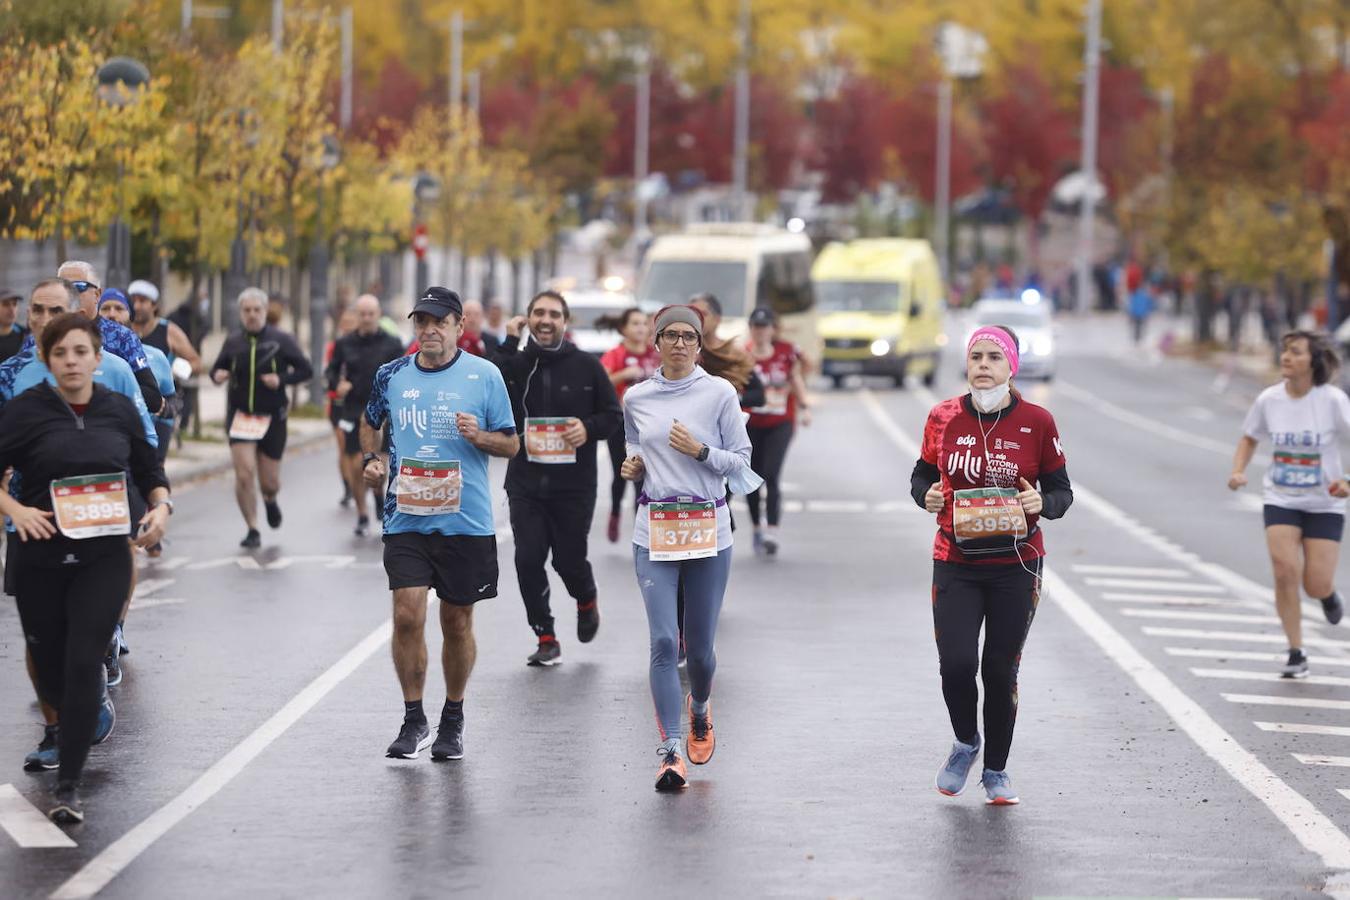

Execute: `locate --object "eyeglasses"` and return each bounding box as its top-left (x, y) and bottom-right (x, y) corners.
top-left (69, 281), bottom-right (99, 294)
top-left (658, 331), bottom-right (700, 346)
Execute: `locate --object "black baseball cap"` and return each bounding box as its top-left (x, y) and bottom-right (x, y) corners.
top-left (748, 306), bottom-right (776, 327)
top-left (409, 286), bottom-right (463, 319)
top-left (0, 287), bottom-right (20, 303)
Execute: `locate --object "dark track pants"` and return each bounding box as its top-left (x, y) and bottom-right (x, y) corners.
top-left (509, 492), bottom-right (599, 638)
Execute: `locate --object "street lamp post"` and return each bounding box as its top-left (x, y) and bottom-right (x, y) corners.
top-left (933, 23), bottom-right (986, 283)
top-left (413, 173), bottom-right (440, 295)
top-left (634, 47), bottom-right (652, 242)
top-left (309, 136), bottom-right (341, 406)
top-left (224, 109), bottom-right (258, 333)
top-left (96, 57), bottom-right (150, 290)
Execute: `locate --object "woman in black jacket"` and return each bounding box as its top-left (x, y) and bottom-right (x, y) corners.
top-left (0, 314), bottom-right (171, 824)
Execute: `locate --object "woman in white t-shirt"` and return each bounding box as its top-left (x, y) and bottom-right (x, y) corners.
top-left (1229, 331), bottom-right (1350, 679)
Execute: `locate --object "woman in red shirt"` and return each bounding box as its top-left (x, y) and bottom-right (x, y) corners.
top-left (909, 325), bottom-right (1073, 806)
top-left (743, 307), bottom-right (810, 556)
top-left (599, 309), bottom-right (661, 542)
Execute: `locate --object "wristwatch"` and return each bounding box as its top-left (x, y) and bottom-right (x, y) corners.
top-left (696, 445), bottom-right (710, 462)
top-left (151, 498), bottom-right (174, 516)
top-left (362, 452), bottom-right (380, 468)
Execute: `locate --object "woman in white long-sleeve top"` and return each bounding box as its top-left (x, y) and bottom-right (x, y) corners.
top-left (621, 304), bottom-right (761, 792)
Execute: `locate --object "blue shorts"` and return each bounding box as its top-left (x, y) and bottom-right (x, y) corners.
top-left (1263, 505), bottom-right (1345, 542)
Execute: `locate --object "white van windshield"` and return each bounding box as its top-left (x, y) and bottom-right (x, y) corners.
top-left (815, 281), bottom-right (901, 313)
top-left (639, 260), bottom-right (747, 316)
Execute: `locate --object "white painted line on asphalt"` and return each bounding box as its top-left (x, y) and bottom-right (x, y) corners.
top-left (1043, 569), bottom-right (1350, 869)
top-left (132, 578), bottom-right (175, 597)
top-left (1072, 564), bottom-right (1188, 577)
top-left (1145, 626), bottom-right (1350, 649)
top-left (1122, 608), bottom-right (1280, 625)
top-left (129, 597), bottom-right (186, 610)
top-left (1192, 667), bottom-right (1350, 688)
top-left (1257, 722), bottom-right (1350, 737)
top-left (860, 390), bottom-right (1350, 870)
top-left (142, 557), bottom-right (192, 572)
top-left (804, 499), bottom-right (870, 513)
top-left (1225, 693), bottom-right (1350, 711)
top-left (1053, 379), bottom-right (1234, 455)
top-left (1167, 648), bottom-right (1350, 667)
top-left (1101, 593), bottom-right (1227, 606)
top-left (49, 601), bottom-right (423, 900)
top-left (858, 389), bottom-right (922, 458)
top-left (1339, 789), bottom-right (1350, 801)
top-left (1295, 754), bottom-right (1350, 768)
top-left (1084, 577), bottom-right (1223, 593)
top-left (0, 784), bottom-right (77, 849)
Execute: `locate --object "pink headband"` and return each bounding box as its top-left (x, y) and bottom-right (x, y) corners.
top-left (967, 327), bottom-right (1019, 377)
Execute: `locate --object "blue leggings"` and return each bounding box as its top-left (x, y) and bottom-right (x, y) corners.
top-left (633, 545), bottom-right (732, 742)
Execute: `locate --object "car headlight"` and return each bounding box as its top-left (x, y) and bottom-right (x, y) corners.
top-left (870, 339), bottom-right (891, 357)
top-left (1031, 335), bottom-right (1053, 356)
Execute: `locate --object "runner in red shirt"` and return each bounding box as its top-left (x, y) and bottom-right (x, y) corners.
top-left (743, 306), bottom-right (810, 556)
top-left (909, 324), bottom-right (1072, 806)
top-left (599, 309), bottom-right (661, 542)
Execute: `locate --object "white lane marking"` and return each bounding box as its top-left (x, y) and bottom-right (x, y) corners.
top-left (862, 388), bottom-right (1350, 870)
top-left (1122, 609), bottom-right (1281, 625)
top-left (805, 499), bottom-right (869, 513)
top-left (1072, 564), bottom-right (1189, 577)
top-left (1295, 755), bottom-right (1350, 768)
top-left (1339, 789), bottom-right (1350, 801)
top-left (184, 557), bottom-right (264, 572)
top-left (132, 578), bottom-right (174, 597)
top-left (1192, 667), bottom-right (1350, 688)
top-left (142, 557), bottom-right (192, 572)
top-left (1168, 648), bottom-right (1350, 668)
top-left (1258, 722), bottom-right (1350, 737)
top-left (258, 555), bottom-right (356, 571)
top-left (129, 597), bottom-right (185, 610)
top-left (1084, 578), bottom-right (1223, 593)
top-left (0, 784), bottom-right (77, 849)
top-left (1225, 693), bottom-right (1350, 711)
top-left (1145, 626), bottom-right (1350, 649)
top-left (49, 600), bottom-right (428, 900)
top-left (1101, 593), bottom-right (1227, 606)
top-left (858, 389), bottom-right (922, 457)
top-left (1043, 569), bottom-right (1350, 869)
top-left (1053, 378), bottom-right (1234, 455)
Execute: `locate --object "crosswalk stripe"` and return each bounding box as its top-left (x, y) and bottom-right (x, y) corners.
top-left (1337, 789), bottom-right (1350, 801)
top-left (1101, 593), bottom-right (1227, 606)
top-left (1144, 626), bottom-right (1350, 649)
top-left (1257, 722), bottom-right (1350, 737)
top-left (1224, 693), bottom-right (1350, 710)
top-left (1072, 564), bottom-right (1188, 578)
top-left (1167, 648), bottom-right (1350, 668)
top-left (0, 783), bottom-right (76, 848)
top-left (1084, 577), bottom-right (1223, 593)
top-left (1295, 754), bottom-right (1350, 767)
top-left (1122, 609), bottom-right (1280, 625)
top-left (1192, 667), bottom-right (1350, 687)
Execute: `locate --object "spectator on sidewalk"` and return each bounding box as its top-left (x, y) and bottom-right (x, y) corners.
top-left (1129, 282), bottom-right (1154, 345)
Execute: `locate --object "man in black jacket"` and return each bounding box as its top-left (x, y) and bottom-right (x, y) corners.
top-left (210, 287), bottom-right (314, 548)
top-left (493, 290), bottom-right (621, 666)
top-left (326, 293), bottom-right (405, 536)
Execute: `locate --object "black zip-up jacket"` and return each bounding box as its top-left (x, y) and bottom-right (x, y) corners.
top-left (0, 383), bottom-right (169, 565)
top-left (491, 337), bottom-right (622, 497)
top-left (210, 325), bottom-right (313, 416)
top-left (325, 328), bottom-right (406, 419)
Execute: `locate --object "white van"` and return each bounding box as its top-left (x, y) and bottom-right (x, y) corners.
top-left (636, 224), bottom-right (818, 358)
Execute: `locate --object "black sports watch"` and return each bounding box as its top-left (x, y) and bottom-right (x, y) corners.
top-left (362, 452), bottom-right (380, 468)
top-left (696, 445), bottom-right (710, 462)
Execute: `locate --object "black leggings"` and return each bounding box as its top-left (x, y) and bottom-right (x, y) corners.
top-left (931, 559), bottom-right (1041, 771)
top-left (746, 421), bottom-right (794, 527)
top-left (15, 544), bottom-right (130, 784)
top-left (509, 492), bottom-right (598, 638)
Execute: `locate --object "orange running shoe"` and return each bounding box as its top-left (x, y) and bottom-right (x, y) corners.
top-left (685, 694), bottom-right (715, 765)
top-left (655, 749), bottom-right (688, 791)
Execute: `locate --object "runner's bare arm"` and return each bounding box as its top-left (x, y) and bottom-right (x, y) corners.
top-left (473, 429), bottom-right (519, 459)
top-left (1229, 435), bottom-right (1257, 490)
top-left (166, 321), bottom-right (203, 373)
top-left (359, 418), bottom-right (383, 457)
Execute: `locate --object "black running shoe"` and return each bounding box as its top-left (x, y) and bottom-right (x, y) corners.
top-left (526, 638), bottom-right (561, 667)
top-left (23, 725), bottom-right (59, 772)
top-left (431, 713), bottom-right (464, 761)
top-left (386, 718), bottom-right (432, 759)
top-left (240, 528), bottom-right (261, 549)
top-left (49, 782), bottom-right (83, 824)
top-left (1282, 648), bottom-right (1310, 679)
top-left (577, 600), bottom-right (600, 644)
top-left (1323, 592), bottom-right (1344, 625)
top-left (104, 638), bottom-right (122, 687)
top-left (264, 499), bottom-right (283, 529)
top-left (354, 515), bottom-right (370, 537)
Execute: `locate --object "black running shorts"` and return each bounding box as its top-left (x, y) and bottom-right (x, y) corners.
top-left (1263, 505), bottom-right (1345, 542)
top-left (226, 409), bottom-right (288, 460)
top-left (382, 531), bottom-right (499, 606)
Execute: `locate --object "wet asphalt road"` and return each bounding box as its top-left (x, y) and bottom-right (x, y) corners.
top-left (4, 313), bottom-right (1350, 898)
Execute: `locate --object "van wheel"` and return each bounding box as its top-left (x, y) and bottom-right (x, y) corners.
top-left (890, 363), bottom-right (908, 389)
top-left (831, 375), bottom-right (846, 390)
top-left (922, 367), bottom-right (937, 388)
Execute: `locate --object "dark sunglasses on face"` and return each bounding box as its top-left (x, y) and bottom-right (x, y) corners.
top-left (69, 280), bottom-right (100, 294)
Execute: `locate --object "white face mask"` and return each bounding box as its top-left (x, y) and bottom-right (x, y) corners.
top-left (970, 379), bottom-right (1010, 413)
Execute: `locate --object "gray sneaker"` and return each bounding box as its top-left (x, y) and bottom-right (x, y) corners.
top-left (935, 734), bottom-right (981, 796)
top-left (1282, 649), bottom-right (1310, 679)
top-left (981, 768), bottom-right (1020, 805)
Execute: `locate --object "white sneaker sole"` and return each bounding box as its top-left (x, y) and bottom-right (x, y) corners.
top-left (386, 731), bottom-right (433, 760)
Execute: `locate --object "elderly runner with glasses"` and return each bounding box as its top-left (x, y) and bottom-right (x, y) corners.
top-left (620, 304), bottom-right (761, 792)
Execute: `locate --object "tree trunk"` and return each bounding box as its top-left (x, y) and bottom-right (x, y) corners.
top-left (1195, 269), bottom-right (1217, 345)
top-left (510, 256), bottom-right (521, 314)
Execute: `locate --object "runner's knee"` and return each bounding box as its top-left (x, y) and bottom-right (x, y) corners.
top-left (649, 633), bottom-right (679, 668)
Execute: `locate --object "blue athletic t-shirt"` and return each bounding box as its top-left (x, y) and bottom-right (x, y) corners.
top-left (144, 345), bottom-right (177, 423)
top-left (97, 317), bottom-right (150, 374)
top-left (365, 350), bottom-right (515, 537)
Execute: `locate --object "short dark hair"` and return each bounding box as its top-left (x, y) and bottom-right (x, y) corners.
top-left (40, 312), bottom-right (102, 360)
top-left (1283, 330), bottom-right (1340, 386)
top-left (528, 290), bottom-right (570, 320)
top-left (689, 293), bottom-right (722, 317)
